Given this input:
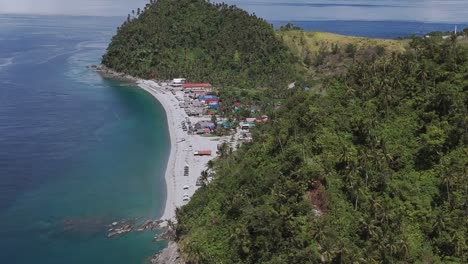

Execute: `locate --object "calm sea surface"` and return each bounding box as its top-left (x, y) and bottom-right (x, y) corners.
top-left (272, 20), bottom-right (468, 39)
top-left (0, 14), bottom-right (466, 263)
top-left (0, 15), bottom-right (170, 263)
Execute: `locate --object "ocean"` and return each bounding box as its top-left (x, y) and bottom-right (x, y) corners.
top-left (0, 14), bottom-right (466, 263)
top-left (272, 20), bottom-right (468, 39)
top-left (0, 15), bottom-right (170, 263)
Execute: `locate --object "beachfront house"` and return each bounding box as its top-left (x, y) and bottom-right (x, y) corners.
top-left (189, 90), bottom-right (208, 99)
top-left (182, 83), bottom-right (213, 92)
top-left (195, 121), bottom-right (216, 131)
top-left (239, 121), bottom-right (255, 130)
top-left (172, 78), bottom-right (186, 87)
top-left (200, 95), bottom-right (219, 109)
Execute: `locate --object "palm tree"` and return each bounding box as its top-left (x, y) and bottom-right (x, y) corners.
top-left (199, 170), bottom-right (209, 187)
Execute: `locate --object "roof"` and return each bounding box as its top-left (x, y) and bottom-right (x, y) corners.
top-left (183, 83), bottom-right (212, 88)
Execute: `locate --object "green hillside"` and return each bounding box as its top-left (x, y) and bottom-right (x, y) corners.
top-left (176, 36), bottom-right (468, 263)
top-left (102, 0), bottom-right (296, 89)
top-left (277, 27), bottom-right (408, 76)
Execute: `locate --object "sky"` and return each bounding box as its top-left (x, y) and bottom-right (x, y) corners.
top-left (0, 0), bottom-right (467, 23)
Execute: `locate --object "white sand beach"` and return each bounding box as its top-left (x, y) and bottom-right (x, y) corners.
top-left (137, 80), bottom-right (221, 220)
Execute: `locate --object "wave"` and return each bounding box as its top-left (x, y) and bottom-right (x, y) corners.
top-left (36, 48), bottom-right (82, 65)
top-left (1, 80), bottom-right (23, 87)
top-left (0, 57), bottom-right (14, 68)
top-left (37, 40), bottom-right (107, 65)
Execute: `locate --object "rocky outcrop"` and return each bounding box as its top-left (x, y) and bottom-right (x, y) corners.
top-left (149, 242), bottom-right (181, 264)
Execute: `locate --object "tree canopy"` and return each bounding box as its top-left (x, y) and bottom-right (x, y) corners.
top-left (102, 0), bottom-right (296, 89)
top-left (176, 36), bottom-right (468, 263)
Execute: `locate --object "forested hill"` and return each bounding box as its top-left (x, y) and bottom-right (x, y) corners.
top-left (176, 37), bottom-right (468, 262)
top-left (102, 0), bottom-right (296, 89)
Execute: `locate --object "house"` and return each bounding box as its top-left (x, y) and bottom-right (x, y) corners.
top-left (195, 121), bottom-right (216, 130)
top-left (191, 90), bottom-right (209, 98)
top-left (221, 121), bottom-right (235, 129)
top-left (171, 78), bottom-right (186, 87)
top-left (260, 115), bottom-right (269, 122)
top-left (209, 103), bottom-right (219, 109)
top-left (203, 98), bottom-right (219, 104)
top-left (240, 122), bottom-right (254, 130)
top-left (194, 150), bottom-right (212, 156)
top-left (232, 102), bottom-right (242, 111)
top-left (182, 83), bottom-right (213, 91)
top-left (245, 118), bottom-right (257, 123)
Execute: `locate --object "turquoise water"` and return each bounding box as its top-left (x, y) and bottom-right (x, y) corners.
top-left (0, 15), bottom-right (170, 263)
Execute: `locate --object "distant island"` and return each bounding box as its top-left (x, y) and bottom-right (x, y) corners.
top-left (102, 0), bottom-right (468, 263)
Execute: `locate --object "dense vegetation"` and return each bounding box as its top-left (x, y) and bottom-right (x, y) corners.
top-left (176, 37), bottom-right (468, 263)
top-left (102, 0), bottom-right (296, 89)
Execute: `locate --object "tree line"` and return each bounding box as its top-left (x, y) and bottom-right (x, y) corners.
top-left (102, 0), bottom-right (297, 90)
top-left (175, 36), bottom-right (468, 263)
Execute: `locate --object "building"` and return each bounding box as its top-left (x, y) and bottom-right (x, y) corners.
top-left (194, 150), bottom-right (212, 156)
top-left (182, 83), bottom-right (213, 91)
top-left (195, 120), bottom-right (216, 130)
top-left (191, 90), bottom-right (209, 98)
top-left (171, 78), bottom-right (186, 87)
top-left (233, 102), bottom-right (242, 111)
top-left (239, 122), bottom-right (255, 130)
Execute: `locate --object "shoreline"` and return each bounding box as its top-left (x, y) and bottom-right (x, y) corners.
top-left (138, 80), bottom-right (222, 221)
top-left (137, 81), bottom-right (179, 220)
top-left (97, 66), bottom-right (226, 262)
top-left (97, 66), bottom-right (221, 221)
top-left (96, 66), bottom-right (177, 220)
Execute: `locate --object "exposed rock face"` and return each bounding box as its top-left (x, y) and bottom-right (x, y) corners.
top-left (94, 64), bottom-right (139, 82)
top-left (150, 242), bottom-right (181, 264)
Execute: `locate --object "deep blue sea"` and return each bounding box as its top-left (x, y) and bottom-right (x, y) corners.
top-left (0, 15), bottom-right (170, 263)
top-left (0, 14), bottom-right (467, 263)
top-left (272, 20), bottom-right (468, 39)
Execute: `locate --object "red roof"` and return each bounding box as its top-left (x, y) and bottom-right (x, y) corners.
top-left (183, 83), bottom-right (212, 88)
top-left (197, 150), bottom-right (212, 155)
top-left (193, 91), bottom-right (208, 95)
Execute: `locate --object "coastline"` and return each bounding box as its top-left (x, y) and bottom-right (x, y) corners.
top-left (138, 80), bottom-right (222, 221)
top-left (97, 66), bottom-right (226, 262)
top-left (137, 81), bottom-right (179, 220)
top-left (96, 65), bottom-right (220, 221)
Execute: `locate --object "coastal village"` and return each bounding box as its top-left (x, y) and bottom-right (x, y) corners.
top-left (92, 65), bottom-right (274, 241)
top-left (136, 77), bottom-right (271, 220)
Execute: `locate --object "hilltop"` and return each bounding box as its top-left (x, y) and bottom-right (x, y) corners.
top-left (102, 0), bottom-right (296, 90)
top-left (277, 26), bottom-right (408, 76)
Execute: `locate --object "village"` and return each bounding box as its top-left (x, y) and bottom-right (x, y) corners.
top-left (136, 77), bottom-right (272, 216)
top-left (164, 77), bottom-right (269, 149)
